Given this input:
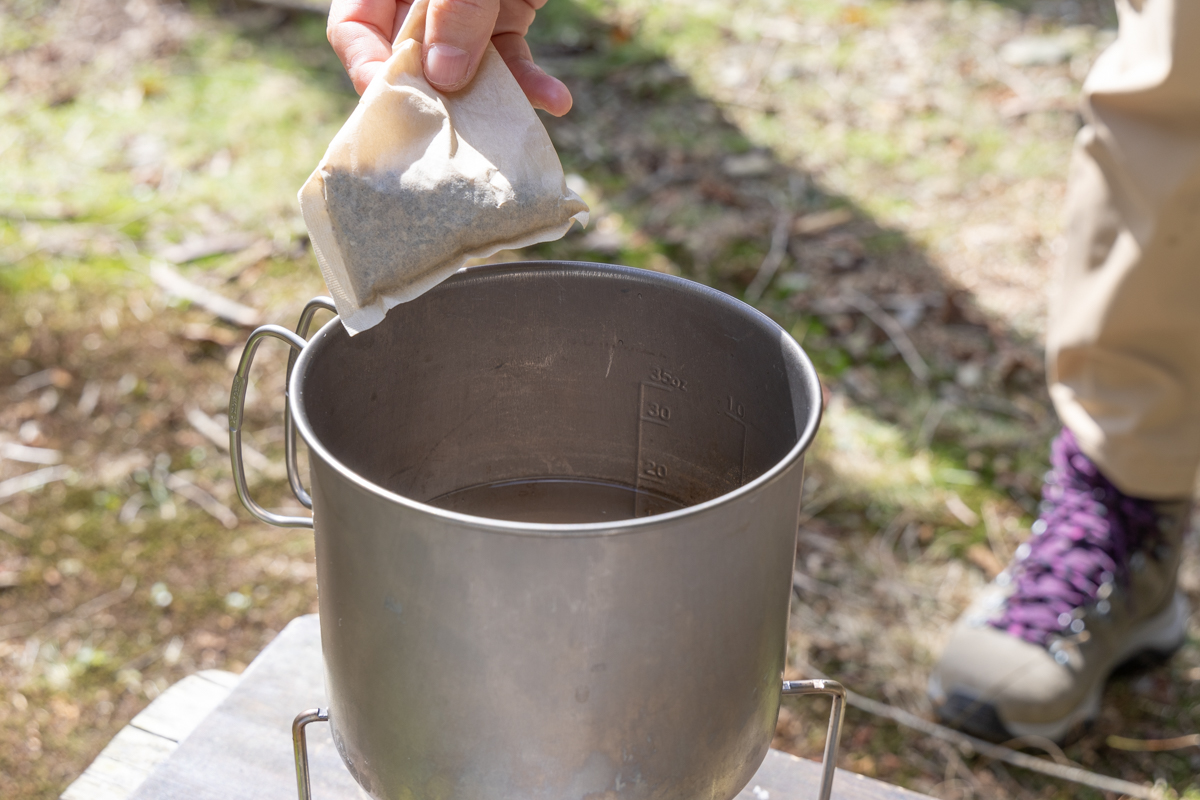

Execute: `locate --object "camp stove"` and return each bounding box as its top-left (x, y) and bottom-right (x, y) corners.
top-left (291, 681), bottom-right (843, 800)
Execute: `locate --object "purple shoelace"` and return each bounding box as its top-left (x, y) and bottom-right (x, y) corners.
top-left (991, 429), bottom-right (1160, 647)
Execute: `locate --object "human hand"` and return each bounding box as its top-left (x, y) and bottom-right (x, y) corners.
top-left (327, 0), bottom-right (573, 116)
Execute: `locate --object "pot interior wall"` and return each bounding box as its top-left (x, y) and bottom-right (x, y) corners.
top-left (298, 264), bottom-right (812, 514)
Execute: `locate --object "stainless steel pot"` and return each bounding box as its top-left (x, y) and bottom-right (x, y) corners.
top-left (229, 262), bottom-right (842, 800)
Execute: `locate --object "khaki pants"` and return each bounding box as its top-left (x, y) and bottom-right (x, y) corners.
top-left (1049, 0), bottom-right (1200, 498)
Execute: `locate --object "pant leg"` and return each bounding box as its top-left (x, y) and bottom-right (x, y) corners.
top-left (1048, 0), bottom-right (1200, 499)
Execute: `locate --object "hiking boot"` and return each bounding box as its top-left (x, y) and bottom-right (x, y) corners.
top-left (928, 429), bottom-right (1191, 743)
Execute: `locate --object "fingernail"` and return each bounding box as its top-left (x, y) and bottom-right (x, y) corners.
top-left (424, 44), bottom-right (469, 88)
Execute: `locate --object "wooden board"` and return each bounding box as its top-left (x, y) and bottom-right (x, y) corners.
top-left (61, 670), bottom-right (239, 800)
top-left (116, 615), bottom-right (927, 800)
top-left (736, 751), bottom-right (931, 800)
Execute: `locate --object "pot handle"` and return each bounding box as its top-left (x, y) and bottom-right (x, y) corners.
top-left (782, 679), bottom-right (845, 800)
top-left (283, 297), bottom-right (337, 509)
top-left (229, 324), bottom-right (314, 529)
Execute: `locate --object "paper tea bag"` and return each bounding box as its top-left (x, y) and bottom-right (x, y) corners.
top-left (300, 0), bottom-right (588, 334)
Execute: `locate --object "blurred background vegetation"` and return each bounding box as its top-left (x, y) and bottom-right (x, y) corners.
top-left (3, 0), bottom-right (1200, 797)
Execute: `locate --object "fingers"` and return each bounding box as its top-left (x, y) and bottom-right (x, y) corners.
top-left (423, 0), bottom-right (500, 92)
top-left (424, 0), bottom-right (562, 109)
top-left (329, 0), bottom-right (572, 115)
top-left (328, 0), bottom-right (410, 94)
top-left (493, 32), bottom-right (572, 116)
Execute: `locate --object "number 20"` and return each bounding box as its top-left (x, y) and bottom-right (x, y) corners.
top-left (643, 461), bottom-right (668, 478)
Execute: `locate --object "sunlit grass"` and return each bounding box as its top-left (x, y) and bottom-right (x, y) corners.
top-left (0, 11), bottom-right (351, 296)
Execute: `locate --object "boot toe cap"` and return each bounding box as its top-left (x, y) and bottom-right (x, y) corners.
top-left (930, 622), bottom-right (1077, 736)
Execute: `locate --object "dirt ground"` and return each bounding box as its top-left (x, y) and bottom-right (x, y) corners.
top-left (2, 0), bottom-right (1199, 798)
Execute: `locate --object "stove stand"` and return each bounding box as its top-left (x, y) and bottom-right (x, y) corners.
top-left (782, 679), bottom-right (846, 800)
top-left (291, 679), bottom-right (845, 800)
top-left (292, 707), bottom-right (328, 800)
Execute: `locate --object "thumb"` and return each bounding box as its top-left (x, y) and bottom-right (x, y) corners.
top-left (423, 0), bottom-right (499, 92)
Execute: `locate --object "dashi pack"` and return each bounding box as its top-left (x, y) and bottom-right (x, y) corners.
top-left (300, 0), bottom-right (588, 334)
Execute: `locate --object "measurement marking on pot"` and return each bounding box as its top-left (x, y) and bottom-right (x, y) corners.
top-left (648, 366), bottom-right (687, 391)
top-left (641, 460), bottom-right (668, 481)
top-left (634, 377), bottom-right (681, 513)
top-left (639, 382), bottom-right (674, 427)
top-left (725, 396), bottom-right (749, 484)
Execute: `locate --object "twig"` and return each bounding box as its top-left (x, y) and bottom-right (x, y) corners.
top-left (0, 466), bottom-right (73, 503)
top-left (0, 576), bottom-right (136, 641)
top-left (945, 493), bottom-right (979, 527)
top-left (805, 292), bottom-right (943, 318)
top-left (186, 407), bottom-right (273, 474)
top-left (743, 38), bottom-right (781, 98)
top-left (796, 490), bottom-right (840, 525)
top-left (165, 473), bottom-right (238, 529)
top-left (999, 735), bottom-right (1073, 765)
top-left (1107, 733), bottom-right (1200, 752)
top-left (120, 641), bottom-right (168, 672)
top-left (794, 208), bottom-right (853, 236)
top-left (10, 367), bottom-right (72, 396)
top-left (120, 492), bottom-right (147, 525)
top-left (935, 740), bottom-right (985, 794)
top-left (0, 207), bottom-right (77, 221)
top-left (244, 0), bottom-right (330, 11)
top-left (76, 381), bottom-right (101, 417)
top-left (791, 570), bottom-right (839, 599)
top-left (626, 165), bottom-right (698, 202)
top-left (917, 399), bottom-right (953, 449)
top-left (72, 576), bottom-right (138, 619)
top-left (219, 239), bottom-right (274, 282)
top-left (982, 500), bottom-right (1014, 563)
top-left (0, 615), bottom-right (48, 642)
top-left (0, 508), bottom-right (31, 538)
top-left (0, 442), bottom-right (63, 466)
top-left (795, 662), bottom-right (1166, 799)
top-left (155, 232), bottom-right (257, 265)
top-left (149, 262), bottom-right (261, 327)
top-left (844, 289), bottom-right (930, 383)
top-left (745, 209), bottom-right (793, 303)
top-left (187, 406), bottom-right (233, 451)
top-left (872, 509), bottom-right (914, 576)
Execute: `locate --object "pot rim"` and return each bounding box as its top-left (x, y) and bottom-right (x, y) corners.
top-left (288, 261), bottom-right (823, 536)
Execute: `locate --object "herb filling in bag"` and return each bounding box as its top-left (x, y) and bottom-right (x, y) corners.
top-left (300, 0), bottom-right (588, 334)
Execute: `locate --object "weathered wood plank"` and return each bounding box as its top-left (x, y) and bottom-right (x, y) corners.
top-left (130, 670), bottom-right (240, 742)
top-left (129, 615), bottom-right (367, 800)
top-left (61, 768), bottom-right (140, 800)
top-left (125, 614), bottom-right (930, 800)
top-left (734, 751), bottom-right (931, 800)
top-left (89, 726), bottom-right (179, 773)
top-left (62, 727), bottom-right (179, 800)
top-left (60, 671), bottom-right (238, 800)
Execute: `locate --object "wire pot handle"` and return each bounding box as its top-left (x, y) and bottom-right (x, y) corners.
top-left (283, 297), bottom-right (337, 509)
top-left (229, 323), bottom-right (313, 529)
